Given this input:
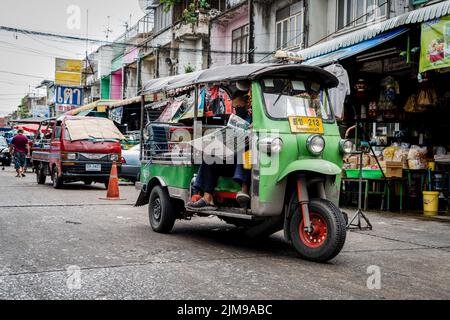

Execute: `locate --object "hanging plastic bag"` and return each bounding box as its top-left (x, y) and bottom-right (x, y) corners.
top-left (404, 94), bottom-right (422, 113)
top-left (417, 87), bottom-right (438, 108)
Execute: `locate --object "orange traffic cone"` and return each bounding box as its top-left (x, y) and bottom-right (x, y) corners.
top-left (101, 161), bottom-right (125, 200)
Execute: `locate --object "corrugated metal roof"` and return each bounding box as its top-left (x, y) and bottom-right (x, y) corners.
top-left (287, 0), bottom-right (450, 60)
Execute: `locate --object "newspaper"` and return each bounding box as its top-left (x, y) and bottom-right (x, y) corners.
top-left (188, 114), bottom-right (250, 159)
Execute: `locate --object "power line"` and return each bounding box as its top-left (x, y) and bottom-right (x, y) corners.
top-left (0, 25), bottom-right (272, 56)
top-left (24, 33), bottom-right (82, 57)
top-left (0, 44), bottom-right (77, 60)
top-left (0, 70), bottom-right (50, 80)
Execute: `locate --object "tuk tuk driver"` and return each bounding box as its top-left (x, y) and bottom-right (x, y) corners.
top-left (187, 82), bottom-right (252, 211)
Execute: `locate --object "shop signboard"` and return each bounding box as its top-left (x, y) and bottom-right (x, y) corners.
top-left (55, 58), bottom-right (83, 86)
top-left (55, 85), bottom-right (83, 114)
top-left (31, 105), bottom-right (50, 118)
top-left (109, 107), bottom-right (123, 124)
top-left (420, 15), bottom-right (450, 73)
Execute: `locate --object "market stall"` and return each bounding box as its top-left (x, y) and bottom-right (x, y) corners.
top-left (284, 2), bottom-right (450, 215)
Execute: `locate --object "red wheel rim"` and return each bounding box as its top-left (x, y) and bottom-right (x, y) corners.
top-left (299, 212), bottom-right (328, 249)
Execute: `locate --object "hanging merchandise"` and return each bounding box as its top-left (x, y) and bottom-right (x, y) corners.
top-left (404, 94), bottom-right (426, 113)
top-left (354, 79), bottom-right (368, 101)
top-left (368, 101), bottom-right (378, 118)
top-left (417, 87), bottom-right (438, 108)
top-left (378, 76), bottom-right (400, 120)
top-left (417, 75), bottom-right (438, 109)
top-left (360, 104), bottom-right (367, 119)
top-left (324, 63), bottom-right (351, 119)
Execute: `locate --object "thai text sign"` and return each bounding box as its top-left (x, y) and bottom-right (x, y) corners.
top-left (55, 86), bottom-right (83, 113)
top-left (55, 58), bottom-right (83, 86)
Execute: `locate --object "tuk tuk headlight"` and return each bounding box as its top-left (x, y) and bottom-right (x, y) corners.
top-left (258, 138), bottom-right (283, 155)
top-left (110, 154), bottom-right (119, 161)
top-left (307, 135), bottom-right (325, 155)
top-left (339, 139), bottom-right (354, 155)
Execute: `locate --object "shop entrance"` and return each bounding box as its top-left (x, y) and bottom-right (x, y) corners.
top-left (331, 28), bottom-right (450, 214)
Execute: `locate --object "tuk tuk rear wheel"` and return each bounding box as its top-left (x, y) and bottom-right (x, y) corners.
top-left (149, 186), bottom-right (176, 233)
top-left (289, 199), bottom-right (347, 263)
top-left (36, 163), bottom-right (46, 185)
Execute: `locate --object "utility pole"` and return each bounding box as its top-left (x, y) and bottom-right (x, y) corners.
top-left (248, 0), bottom-right (255, 64)
top-left (85, 9), bottom-right (89, 88)
top-left (104, 16), bottom-right (113, 41)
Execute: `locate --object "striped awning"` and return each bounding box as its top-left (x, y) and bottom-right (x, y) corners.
top-left (286, 0), bottom-right (450, 61)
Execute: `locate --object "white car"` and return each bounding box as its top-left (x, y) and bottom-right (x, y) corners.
top-left (120, 144), bottom-right (141, 183)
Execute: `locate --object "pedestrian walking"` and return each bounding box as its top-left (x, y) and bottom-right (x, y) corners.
top-left (9, 129), bottom-right (30, 178)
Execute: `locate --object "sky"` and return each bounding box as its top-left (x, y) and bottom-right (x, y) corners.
top-left (0, 0), bottom-right (145, 116)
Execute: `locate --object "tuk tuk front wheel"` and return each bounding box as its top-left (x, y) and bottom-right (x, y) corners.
top-left (149, 186), bottom-right (176, 233)
top-left (289, 199), bottom-right (346, 263)
top-left (52, 166), bottom-right (64, 189)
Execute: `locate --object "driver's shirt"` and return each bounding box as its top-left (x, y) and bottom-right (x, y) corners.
top-left (11, 134), bottom-right (28, 154)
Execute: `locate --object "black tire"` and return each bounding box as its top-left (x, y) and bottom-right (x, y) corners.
top-left (289, 198), bottom-right (347, 263)
top-left (36, 163), bottom-right (46, 185)
top-left (52, 166), bottom-right (64, 189)
top-left (148, 185), bottom-right (176, 233)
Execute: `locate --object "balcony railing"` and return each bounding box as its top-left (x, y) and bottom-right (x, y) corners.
top-left (115, 11), bottom-right (155, 45)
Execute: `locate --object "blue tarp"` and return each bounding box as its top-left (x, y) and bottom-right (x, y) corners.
top-left (303, 28), bottom-right (409, 67)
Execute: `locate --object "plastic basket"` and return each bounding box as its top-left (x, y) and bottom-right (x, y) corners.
top-left (345, 169), bottom-right (383, 179)
top-left (345, 169), bottom-right (360, 179)
top-left (362, 169), bottom-right (383, 179)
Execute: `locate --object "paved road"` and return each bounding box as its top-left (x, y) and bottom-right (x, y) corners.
top-left (1, 166), bottom-right (449, 300)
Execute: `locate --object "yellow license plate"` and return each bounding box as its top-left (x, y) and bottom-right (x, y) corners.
top-left (288, 117), bottom-right (324, 134)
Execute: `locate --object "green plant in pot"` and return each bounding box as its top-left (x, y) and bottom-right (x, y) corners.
top-left (199, 0), bottom-right (210, 11)
top-left (182, 3), bottom-right (198, 25)
top-left (184, 63), bottom-right (195, 73)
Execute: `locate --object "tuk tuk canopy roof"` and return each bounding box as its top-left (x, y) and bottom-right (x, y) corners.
top-left (142, 64), bottom-right (339, 94)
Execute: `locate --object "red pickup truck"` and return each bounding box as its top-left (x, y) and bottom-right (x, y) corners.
top-left (32, 116), bottom-right (123, 189)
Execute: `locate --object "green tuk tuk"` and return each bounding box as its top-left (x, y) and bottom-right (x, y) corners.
top-left (136, 64), bottom-right (353, 262)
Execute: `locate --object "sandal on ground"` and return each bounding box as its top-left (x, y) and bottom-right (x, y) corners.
top-left (186, 198), bottom-right (218, 212)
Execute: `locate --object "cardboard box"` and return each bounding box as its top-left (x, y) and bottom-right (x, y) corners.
top-left (380, 161), bottom-right (403, 178)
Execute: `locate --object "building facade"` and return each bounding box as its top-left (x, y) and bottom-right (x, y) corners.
top-left (80, 0), bottom-right (439, 101)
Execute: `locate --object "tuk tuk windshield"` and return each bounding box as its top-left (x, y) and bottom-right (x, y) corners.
top-left (261, 78), bottom-right (334, 122)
